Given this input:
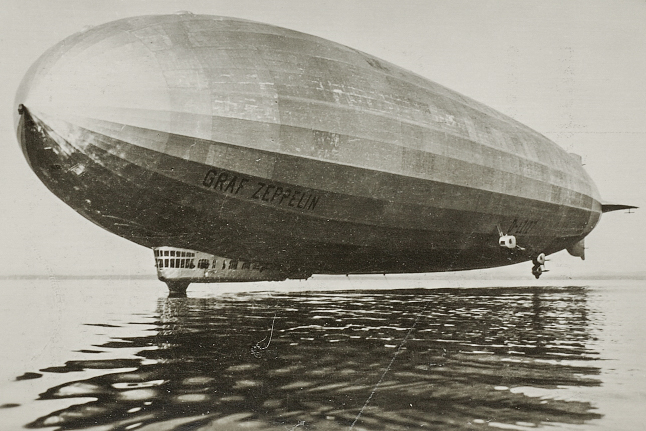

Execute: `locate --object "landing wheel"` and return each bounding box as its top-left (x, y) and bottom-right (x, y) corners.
top-left (166, 280), bottom-right (190, 297)
top-left (531, 264), bottom-right (543, 279)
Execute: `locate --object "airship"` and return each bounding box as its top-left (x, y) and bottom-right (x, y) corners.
top-left (14, 13), bottom-right (634, 295)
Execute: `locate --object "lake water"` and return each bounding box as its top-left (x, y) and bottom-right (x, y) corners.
top-left (0, 277), bottom-right (644, 430)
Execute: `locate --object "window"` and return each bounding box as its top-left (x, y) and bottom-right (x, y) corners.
top-left (229, 260), bottom-right (238, 270)
top-left (188, 259), bottom-right (195, 269)
top-left (165, 258), bottom-right (169, 267)
top-left (241, 262), bottom-right (250, 270)
top-left (180, 259), bottom-right (185, 268)
top-left (170, 251), bottom-right (175, 257)
top-left (157, 259), bottom-right (163, 268)
top-left (198, 259), bottom-right (209, 269)
top-left (164, 250), bottom-right (169, 256)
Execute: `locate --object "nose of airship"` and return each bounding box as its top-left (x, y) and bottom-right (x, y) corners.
top-left (14, 18), bottom-right (173, 167)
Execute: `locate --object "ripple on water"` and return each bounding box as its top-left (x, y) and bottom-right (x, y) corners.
top-left (20, 287), bottom-right (605, 430)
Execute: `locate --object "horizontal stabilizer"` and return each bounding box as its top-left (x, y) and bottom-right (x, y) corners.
top-left (601, 203), bottom-right (638, 213)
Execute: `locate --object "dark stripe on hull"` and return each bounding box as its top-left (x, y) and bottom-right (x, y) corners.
top-left (19, 108), bottom-right (594, 274)
top-left (34, 110), bottom-right (600, 240)
top-left (59, 112), bottom-right (598, 215)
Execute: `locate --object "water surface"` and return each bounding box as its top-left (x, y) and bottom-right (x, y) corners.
top-left (0, 278), bottom-right (644, 430)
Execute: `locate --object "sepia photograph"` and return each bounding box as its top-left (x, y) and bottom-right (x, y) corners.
top-left (1, 1), bottom-right (645, 429)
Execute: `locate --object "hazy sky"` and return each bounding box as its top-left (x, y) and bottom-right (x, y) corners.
top-left (1, 0), bottom-right (644, 278)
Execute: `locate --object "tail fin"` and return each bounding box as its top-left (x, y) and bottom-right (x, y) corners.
top-left (602, 203), bottom-right (637, 213)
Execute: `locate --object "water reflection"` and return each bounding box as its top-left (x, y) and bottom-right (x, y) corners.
top-left (27, 286), bottom-right (602, 430)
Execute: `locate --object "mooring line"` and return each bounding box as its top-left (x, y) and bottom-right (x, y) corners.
top-left (349, 298), bottom-right (430, 429)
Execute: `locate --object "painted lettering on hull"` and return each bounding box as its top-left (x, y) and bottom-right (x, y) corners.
top-left (203, 170), bottom-right (249, 195)
top-left (202, 169), bottom-right (320, 211)
top-left (507, 218), bottom-right (538, 235)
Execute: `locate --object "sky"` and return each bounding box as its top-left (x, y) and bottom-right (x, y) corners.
top-left (1, 0), bottom-right (644, 279)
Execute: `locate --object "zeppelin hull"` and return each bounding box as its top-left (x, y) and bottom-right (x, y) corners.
top-left (19, 105), bottom-right (595, 274)
top-left (15, 14), bottom-right (603, 275)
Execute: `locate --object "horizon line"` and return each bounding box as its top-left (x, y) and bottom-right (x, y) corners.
top-left (0, 273), bottom-right (645, 281)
